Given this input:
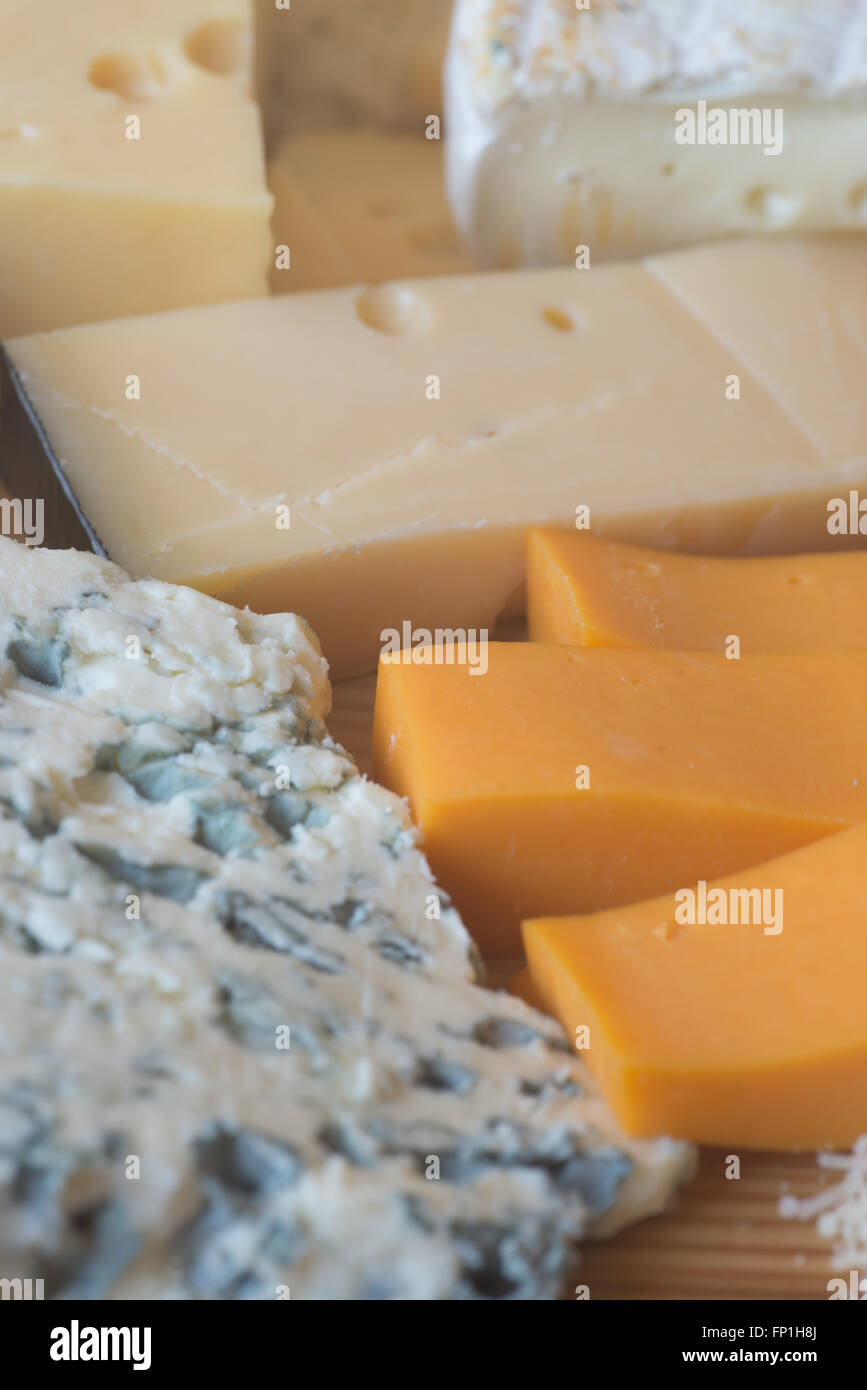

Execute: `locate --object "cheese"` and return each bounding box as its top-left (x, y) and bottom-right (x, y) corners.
top-left (257, 0), bottom-right (453, 146)
top-left (523, 824), bottom-right (867, 1150)
top-left (371, 644), bottom-right (867, 955)
top-left (0, 538), bottom-right (693, 1300)
top-left (268, 131), bottom-right (476, 293)
top-left (5, 237), bottom-right (867, 678)
top-left (445, 0), bottom-right (867, 263)
top-left (0, 0), bottom-right (271, 338)
top-left (527, 530), bottom-right (867, 652)
top-left (780, 1139), bottom-right (867, 1270)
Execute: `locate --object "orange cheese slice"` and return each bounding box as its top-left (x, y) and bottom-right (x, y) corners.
top-left (522, 823), bottom-right (867, 1150)
top-left (527, 528), bottom-right (867, 652)
top-left (371, 644), bottom-right (867, 954)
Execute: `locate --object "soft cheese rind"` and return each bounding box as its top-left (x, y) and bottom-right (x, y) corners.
top-left (450, 0), bottom-right (867, 113)
top-left (0, 540), bottom-right (692, 1300)
top-left (446, 0), bottom-right (867, 262)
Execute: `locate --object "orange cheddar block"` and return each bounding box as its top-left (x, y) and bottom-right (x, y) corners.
top-left (523, 823), bottom-right (867, 1150)
top-left (371, 645), bottom-right (867, 955)
top-left (527, 529), bottom-right (867, 653)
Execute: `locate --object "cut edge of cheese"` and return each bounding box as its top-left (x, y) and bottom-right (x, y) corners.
top-left (371, 643), bottom-right (867, 956)
top-left (5, 238), bottom-right (867, 675)
top-left (0, 0), bottom-right (271, 336)
top-left (523, 823), bottom-right (867, 1151)
top-left (526, 527), bottom-right (867, 653)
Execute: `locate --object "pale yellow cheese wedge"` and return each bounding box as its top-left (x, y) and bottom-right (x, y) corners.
top-left (0, 0), bottom-right (271, 336)
top-left (5, 238), bottom-right (867, 677)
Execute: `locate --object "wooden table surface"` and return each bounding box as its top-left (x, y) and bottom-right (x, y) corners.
top-left (330, 669), bottom-right (840, 1302)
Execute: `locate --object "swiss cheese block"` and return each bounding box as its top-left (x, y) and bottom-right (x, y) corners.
top-left (523, 824), bottom-right (867, 1150)
top-left (446, 0), bottom-right (867, 264)
top-left (0, 0), bottom-right (271, 338)
top-left (268, 132), bottom-right (476, 293)
top-left (5, 238), bottom-right (867, 678)
top-left (371, 644), bottom-right (867, 955)
top-left (257, 0), bottom-right (452, 145)
top-left (527, 530), bottom-right (867, 652)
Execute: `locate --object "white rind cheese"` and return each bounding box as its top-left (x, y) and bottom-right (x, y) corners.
top-left (0, 540), bottom-right (692, 1300)
top-left (449, 0), bottom-right (867, 112)
top-left (446, 0), bottom-right (867, 262)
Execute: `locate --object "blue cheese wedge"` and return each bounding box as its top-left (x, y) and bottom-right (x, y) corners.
top-left (0, 540), bottom-right (693, 1299)
top-left (445, 0), bottom-right (867, 263)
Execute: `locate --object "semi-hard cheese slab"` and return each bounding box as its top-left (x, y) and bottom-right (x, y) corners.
top-left (0, 1), bottom-right (271, 339)
top-left (446, 0), bottom-right (867, 264)
top-left (523, 823), bottom-right (867, 1151)
top-left (372, 644), bottom-right (867, 955)
top-left (0, 539), bottom-right (692, 1300)
top-left (528, 530), bottom-right (867, 652)
top-left (268, 131), bottom-right (477, 293)
top-left (4, 237), bottom-right (867, 678)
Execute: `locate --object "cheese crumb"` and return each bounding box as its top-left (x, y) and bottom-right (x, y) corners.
top-left (779, 1136), bottom-right (867, 1268)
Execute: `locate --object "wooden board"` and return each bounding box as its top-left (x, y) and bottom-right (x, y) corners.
top-left (330, 669), bottom-right (841, 1301)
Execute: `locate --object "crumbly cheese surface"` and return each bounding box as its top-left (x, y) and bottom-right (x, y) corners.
top-left (0, 540), bottom-right (692, 1300)
top-left (451, 0), bottom-right (867, 113)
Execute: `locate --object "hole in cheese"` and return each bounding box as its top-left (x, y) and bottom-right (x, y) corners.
top-left (184, 19), bottom-right (248, 75)
top-left (89, 52), bottom-right (175, 100)
top-left (0, 124), bottom-right (39, 140)
top-left (355, 284), bottom-right (433, 336)
top-left (742, 185), bottom-right (802, 227)
top-left (542, 307), bottom-right (574, 332)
